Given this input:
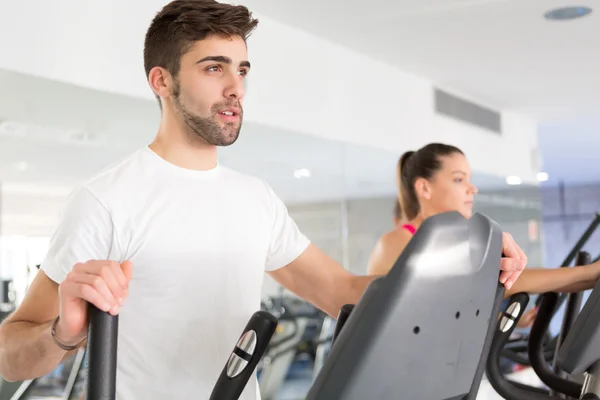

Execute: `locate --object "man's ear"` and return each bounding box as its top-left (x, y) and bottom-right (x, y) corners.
top-left (148, 66), bottom-right (173, 99)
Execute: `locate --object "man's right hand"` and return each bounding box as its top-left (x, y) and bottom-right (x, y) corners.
top-left (56, 260), bottom-right (133, 346)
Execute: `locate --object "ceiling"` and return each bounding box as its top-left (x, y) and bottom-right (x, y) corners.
top-left (245, 0), bottom-right (599, 123)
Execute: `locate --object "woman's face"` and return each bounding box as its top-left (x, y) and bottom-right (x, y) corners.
top-left (417, 152), bottom-right (478, 219)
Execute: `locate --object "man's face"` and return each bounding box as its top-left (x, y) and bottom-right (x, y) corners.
top-left (170, 35), bottom-right (250, 146)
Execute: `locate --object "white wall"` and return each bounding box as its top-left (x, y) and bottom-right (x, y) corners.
top-left (0, 0), bottom-right (540, 182)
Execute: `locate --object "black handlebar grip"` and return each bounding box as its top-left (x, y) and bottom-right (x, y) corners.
top-left (332, 304), bottom-right (354, 345)
top-left (86, 305), bottom-right (119, 400)
top-left (209, 311), bottom-right (279, 400)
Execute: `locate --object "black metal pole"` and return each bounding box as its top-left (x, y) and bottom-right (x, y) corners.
top-left (549, 251), bottom-right (589, 397)
top-left (86, 305), bottom-right (118, 400)
top-left (528, 292), bottom-right (582, 398)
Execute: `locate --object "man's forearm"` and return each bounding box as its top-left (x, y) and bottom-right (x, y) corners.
top-left (334, 275), bottom-right (380, 315)
top-left (0, 320), bottom-right (69, 382)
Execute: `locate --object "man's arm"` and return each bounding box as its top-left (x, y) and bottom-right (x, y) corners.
top-left (0, 186), bottom-right (119, 381)
top-left (268, 244), bottom-right (377, 318)
top-left (0, 271), bottom-right (83, 381)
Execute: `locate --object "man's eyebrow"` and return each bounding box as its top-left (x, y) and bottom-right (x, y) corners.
top-left (196, 56), bottom-right (251, 69)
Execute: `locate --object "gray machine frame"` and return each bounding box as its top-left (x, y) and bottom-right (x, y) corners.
top-left (306, 211), bottom-right (505, 400)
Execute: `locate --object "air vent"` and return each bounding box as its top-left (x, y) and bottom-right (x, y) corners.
top-left (434, 89), bottom-right (502, 134)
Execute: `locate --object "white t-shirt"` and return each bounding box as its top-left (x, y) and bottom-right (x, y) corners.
top-left (41, 146), bottom-right (311, 400)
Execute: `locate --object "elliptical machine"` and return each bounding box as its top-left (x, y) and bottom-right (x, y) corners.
top-left (486, 249), bottom-right (600, 399)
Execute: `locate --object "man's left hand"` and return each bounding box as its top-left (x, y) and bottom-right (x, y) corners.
top-left (500, 232), bottom-right (527, 290)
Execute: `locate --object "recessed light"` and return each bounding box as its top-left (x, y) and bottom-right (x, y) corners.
top-left (293, 168), bottom-right (311, 179)
top-left (506, 176), bottom-right (522, 185)
top-left (537, 172), bottom-right (549, 182)
top-left (544, 6), bottom-right (593, 21)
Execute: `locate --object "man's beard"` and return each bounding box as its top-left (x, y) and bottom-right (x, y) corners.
top-left (172, 81), bottom-right (243, 146)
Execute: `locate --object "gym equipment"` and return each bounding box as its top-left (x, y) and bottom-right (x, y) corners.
top-left (210, 311), bottom-right (279, 399)
top-left (331, 304), bottom-right (353, 345)
top-left (549, 250), bottom-right (589, 392)
top-left (498, 252), bottom-right (592, 374)
top-left (84, 211), bottom-right (507, 400)
top-left (312, 315), bottom-right (335, 380)
top-left (86, 305), bottom-right (118, 400)
top-left (305, 211), bottom-right (504, 400)
top-left (257, 297), bottom-right (326, 400)
top-left (486, 253), bottom-right (600, 399)
top-left (500, 216), bottom-right (600, 373)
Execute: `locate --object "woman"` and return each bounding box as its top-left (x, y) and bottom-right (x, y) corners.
top-left (368, 143), bottom-right (600, 300)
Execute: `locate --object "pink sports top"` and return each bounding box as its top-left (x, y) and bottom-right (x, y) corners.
top-left (402, 224), bottom-right (416, 235)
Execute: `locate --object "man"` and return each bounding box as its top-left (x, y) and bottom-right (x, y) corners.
top-left (0, 1), bottom-right (527, 399)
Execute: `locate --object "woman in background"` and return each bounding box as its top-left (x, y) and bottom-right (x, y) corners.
top-left (368, 143), bottom-right (600, 300)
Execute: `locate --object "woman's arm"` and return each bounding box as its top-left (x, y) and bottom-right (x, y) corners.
top-left (505, 263), bottom-right (600, 298)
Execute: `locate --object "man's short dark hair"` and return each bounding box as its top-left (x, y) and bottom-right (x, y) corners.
top-left (144, 0), bottom-right (259, 81)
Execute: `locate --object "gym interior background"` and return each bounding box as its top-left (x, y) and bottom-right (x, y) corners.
top-left (0, 1), bottom-right (599, 399)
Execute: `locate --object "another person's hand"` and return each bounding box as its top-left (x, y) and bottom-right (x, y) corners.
top-left (516, 307), bottom-right (538, 328)
top-left (500, 232), bottom-right (527, 290)
top-left (56, 260), bottom-right (133, 346)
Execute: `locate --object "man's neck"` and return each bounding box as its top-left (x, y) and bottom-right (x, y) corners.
top-left (150, 119), bottom-right (218, 171)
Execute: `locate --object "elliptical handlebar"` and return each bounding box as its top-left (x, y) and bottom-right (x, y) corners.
top-left (332, 304), bottom-right (354, 345)
top-left (528, 291), bottom-right (583, 398)
top-left (486, 292), bottom-right (557, 400)
top-left (86, 305), bottom-right (119, 400)
top-left (549, 251), bottom-right (589, 388)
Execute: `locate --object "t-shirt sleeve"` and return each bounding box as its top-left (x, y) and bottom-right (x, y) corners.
top-left (262, 182), bottom-right (311, 272)
top-left (40, 186), bottom-right (122, 284)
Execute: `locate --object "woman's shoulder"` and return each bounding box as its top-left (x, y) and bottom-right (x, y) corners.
top-left (367, 227), bottom-right (414, 275)
top-left (379, 227), bottom-right (413, 249)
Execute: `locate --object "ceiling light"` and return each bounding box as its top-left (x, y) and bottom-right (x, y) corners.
top-left (506, 176), bottom-right (522, 185)
top-left (537, 172), bottom-right (549, 182)
top-left (293, 168), bottom-right (311, 179)
top-left (544, 6), bottom-right (593, 21)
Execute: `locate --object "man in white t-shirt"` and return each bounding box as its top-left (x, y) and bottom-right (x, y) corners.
top-left (0, 1), bottom-right (527, 398)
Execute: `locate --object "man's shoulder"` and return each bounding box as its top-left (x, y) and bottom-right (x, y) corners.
top-left (219, 166), bottom-right (271, 194)
top-left (80, 148), bottom-right (149, 199)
